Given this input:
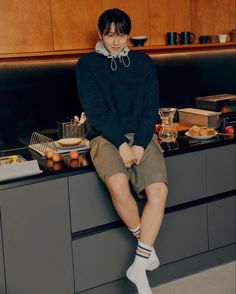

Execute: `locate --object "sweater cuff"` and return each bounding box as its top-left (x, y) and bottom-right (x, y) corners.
top-left (114, 135), bottom-right (129, 149)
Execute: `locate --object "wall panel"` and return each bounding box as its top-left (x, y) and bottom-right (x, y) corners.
top-left (51, 0), bottom-right (103, 50)
top-left (149, 0), bottom-right (191, 45)
top-left (103, 0), bottom-right (150, 45)
top-left (191, 0), bottom-right (236, 40)
top-left (0, 0), bottom-right (53, 54)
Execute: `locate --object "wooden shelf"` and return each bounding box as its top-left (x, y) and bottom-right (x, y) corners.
top-left (0, 42), bottom-right (235, 62)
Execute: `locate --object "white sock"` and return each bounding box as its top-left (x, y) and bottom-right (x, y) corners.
top-left (128, 224), bottom-right (141, 239)
top-left (126, 241), bottom-right (153, 294)
top-left (128, 225), bottom-right (160, 271)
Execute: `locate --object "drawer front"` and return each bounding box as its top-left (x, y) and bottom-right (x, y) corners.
top-left (208, 195), bottom-right (236, 250)
top-left (206, 144), bottom-right (236, 196)
top-left (155, 204), bottom-right (208, 265)
top-left (73, 227), bottom-right (135, 292)
top-left (165, 151), bottom-right (207, 207)
top-left (69, 172), bottom-right (120, 232)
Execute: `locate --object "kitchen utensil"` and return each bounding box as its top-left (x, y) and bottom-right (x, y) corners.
top-left (158, 108), bottom-right (178, 143)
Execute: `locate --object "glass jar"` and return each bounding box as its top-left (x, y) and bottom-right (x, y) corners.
top-left (158, 108), bottom-right (178, 143)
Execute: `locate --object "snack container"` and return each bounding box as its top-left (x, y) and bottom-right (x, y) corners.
top-left (178, 108), bottom-right (221, 128)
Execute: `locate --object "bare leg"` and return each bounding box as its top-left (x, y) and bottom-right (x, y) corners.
top-left (140, 182), bottom-right (168, 246)
top-left (106, 173), bottom-right (140, 229)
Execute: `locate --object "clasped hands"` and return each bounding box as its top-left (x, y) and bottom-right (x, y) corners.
top-left (119, 142), bottom-right (144, 168)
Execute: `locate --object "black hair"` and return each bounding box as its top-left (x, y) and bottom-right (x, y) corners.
top-left (98, 8), bottom-right (131, 36)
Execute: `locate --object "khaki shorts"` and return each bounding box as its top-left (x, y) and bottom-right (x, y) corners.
top-left (90, 134), bottom-right (168, 194)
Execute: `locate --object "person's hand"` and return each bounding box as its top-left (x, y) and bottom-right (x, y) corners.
top-left (119, 142), bottom-right (136, 168)
top-left (131, 145), bottom-right (144, 165)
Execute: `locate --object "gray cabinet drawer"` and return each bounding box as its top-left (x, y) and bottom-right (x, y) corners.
top-left (165, 151), bottom-right (207, 207)
top-left (73, 227), bottom-right (135, 292)
top-left (0, 178), bottom-right (74, 294)
top-left (69, 172), bottom-right (119, 232)
top-left (0, 211), bottom-right (6, 294)
top-left (155, 204), bottom-right (208, 265)
top-left (206, 145), bottom-right (236, 196)
top-left (208, 195), bottom-right (236, 250)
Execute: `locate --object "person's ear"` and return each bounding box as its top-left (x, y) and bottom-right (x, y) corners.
top-left (98, 31), bottom-right (102, 39)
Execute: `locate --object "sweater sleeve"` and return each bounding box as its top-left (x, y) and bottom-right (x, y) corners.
top-left (76, 58), bottom-right (128, 148)
top-left (133, 59), bottom-right (159, 149)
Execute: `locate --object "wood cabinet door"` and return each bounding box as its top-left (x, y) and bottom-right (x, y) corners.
top-left (149, 0), bottom-right (191, 45)
top-left (191, 0), bottom-right (236, 39)
top-left (0, 0), bottom-right (53, 54)
top-left (51, 0), bottom-right (103, 50)
top-left (0, 178), bottom-right (74, 294)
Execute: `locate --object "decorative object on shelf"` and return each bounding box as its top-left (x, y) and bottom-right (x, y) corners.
top-left (199, 35), bottom-right (209, 44)
top-left (219, 34), bottom-right (227, 43)
top-left (209, 35), bottom-right (219, 43)
top-left (180, 32), bottom-right (196, 44)
top-left (158, 108), bottom-right (178, 144)
top-left (230, 29), bottom-right (236, 42)
top-left (130, 36), bottom-right (147, 47)
top-left (166, 32), bottom-right (181, 45)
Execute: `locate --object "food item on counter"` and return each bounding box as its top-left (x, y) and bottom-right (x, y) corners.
top-left (45, 150), bottom-right (55, 159)
top-left (69, 159), bottom-right (80, 168)
top-left (46, 159), bottom-right (54, 168)
top-left (155, 124), bottom-right (162, 132)
top-left (52, 153), bottom-right (63, 162)
top-left (69, 150), bottom-right (80, 159)
top-left (207, 128), bottom-right (216, 136)
top-left (199, 127), bottom-right (209, 136)
top-left (188, 126), bottom-right (200, 136)
top-left (58, 138), bottom-right (82, 147)
top-left (225, 125), bottom-right (234, 134)
top-left (53, 162), bottom-right (63, 171)
top-left (188, 126), bottom-right (217, 136)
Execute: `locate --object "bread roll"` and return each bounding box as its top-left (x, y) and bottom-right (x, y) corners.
top-left (207, 128), bottom-right (216, 136)
top-left (199, 127), bottom-right (209, 136)
top-left (188, 126), bottom-right (200, 136)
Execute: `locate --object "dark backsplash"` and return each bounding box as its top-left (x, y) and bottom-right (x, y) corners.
top-left (0, 49), bottom-right (235, 150)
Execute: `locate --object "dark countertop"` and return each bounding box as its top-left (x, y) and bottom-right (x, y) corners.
top-left (0, 132), bottom-right (235, 191)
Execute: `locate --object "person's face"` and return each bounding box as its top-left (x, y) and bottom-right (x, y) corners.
top-left (99, 22), bottom-right (128, 55)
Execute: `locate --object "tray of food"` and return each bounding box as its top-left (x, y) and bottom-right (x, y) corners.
top-left (185, 126), bottom-right (218, 139)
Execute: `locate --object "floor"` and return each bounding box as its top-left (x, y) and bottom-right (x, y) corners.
top-left (152, 261), bottom-right (235, 294)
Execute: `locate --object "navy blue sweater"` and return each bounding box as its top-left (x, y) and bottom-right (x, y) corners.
top-left (76, 50), bottom-right (159, 149)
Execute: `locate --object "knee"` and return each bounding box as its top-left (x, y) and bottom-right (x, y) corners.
top-left (106, 174), bottom-right (130, 202)
top-left (146, 183), bottom-right (168, 207)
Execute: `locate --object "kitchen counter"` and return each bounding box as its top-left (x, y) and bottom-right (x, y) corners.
top-left (0, 132), bottom-right (235, 294)
top-left (0, 132), bottom-right (235, 191)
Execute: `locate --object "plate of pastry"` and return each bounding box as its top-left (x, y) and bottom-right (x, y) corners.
top-left (57, 138), bottom-right (82, 147)
top-left (185, 126), bottom-right (218, 140)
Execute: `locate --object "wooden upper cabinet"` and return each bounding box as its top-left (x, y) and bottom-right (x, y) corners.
top-left (0, 0), bottom-right (53, 54)
top-left (191, 0), bottom-right (236, 38)
top-left (102, 0), bottom-right (150, 45)
top-left (149, 0), bottom-right (191, 45)
top-left (51, 0), bottom-right (103, 50)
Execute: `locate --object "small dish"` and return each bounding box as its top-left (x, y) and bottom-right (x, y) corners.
top-left (185, 132), bottom-right (217, 140)
top-left (57, 138), bottom-right (82, 147)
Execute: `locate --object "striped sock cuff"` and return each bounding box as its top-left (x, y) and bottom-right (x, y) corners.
top-left (128, 224), bottom-right (141, 239)
top-left (136, 242), bottom-right (152, 259)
